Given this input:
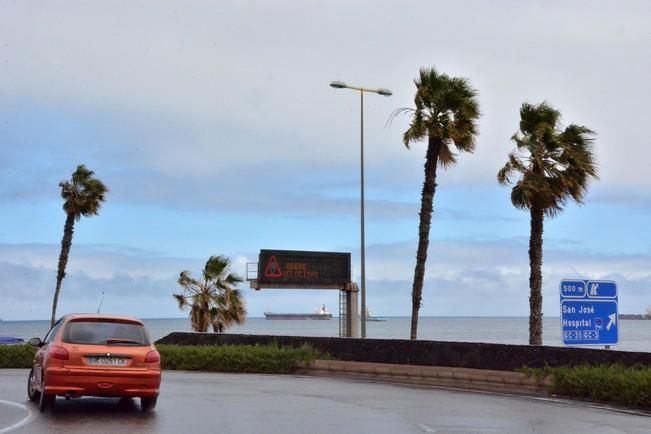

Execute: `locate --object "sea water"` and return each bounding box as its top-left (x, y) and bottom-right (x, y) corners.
top-left (2, 317), bottom-right (650, 352)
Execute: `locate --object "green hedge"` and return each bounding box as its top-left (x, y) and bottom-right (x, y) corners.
top-left (523, 365), bottom-right (651, 408)
top-left (157, 344), bottom-right (319, 374)
top-left (0, 343), bottom-right (318, 374)
top-left (0, 344), bottom-right (36, 368)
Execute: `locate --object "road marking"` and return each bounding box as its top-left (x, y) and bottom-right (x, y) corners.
top-left (0, 400), bottom-right (35, 434)
top-left (418, 424), bottom-right (436, 432)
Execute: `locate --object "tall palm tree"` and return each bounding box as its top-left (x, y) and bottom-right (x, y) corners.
top-left (497, 102), bottom-right (597, 345)
top-left (394, 67), bottom-right (480, 340)
top-left (51, 165), bottom-right (108, 326)
top-left (173, 255), bottom-right (246, 333)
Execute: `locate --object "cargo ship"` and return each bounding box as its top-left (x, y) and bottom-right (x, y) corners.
top-left (264, 304), bottom-right (332, 320)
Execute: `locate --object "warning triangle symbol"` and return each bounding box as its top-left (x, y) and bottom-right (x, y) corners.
top-left (264, 256), bottom-right (282, 278)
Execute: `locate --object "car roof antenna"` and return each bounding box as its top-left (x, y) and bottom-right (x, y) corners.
top-left (97, 291), bottom-right (105, 314)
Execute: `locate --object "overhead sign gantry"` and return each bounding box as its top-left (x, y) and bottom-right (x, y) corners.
top-left (249, 249), bottom-right (359, 338)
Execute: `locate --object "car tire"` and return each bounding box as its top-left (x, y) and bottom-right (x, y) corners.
top-left (140, 396), bottom-right (157, 412)
top-left (27, 368), bottom-right (41, 403)
top-left (38, 377), bottom-right (55, 413)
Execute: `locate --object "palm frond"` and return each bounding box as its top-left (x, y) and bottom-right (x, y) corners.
top-left (177, 271), bottom-right (201, 294)
top-left (498, 102), bottom-right (598, 215)
top-left (60, 165), bottom-right (108, 218)
top-left (398, 66), bottom-right (480, 159)
top-left (225, 272), bottom-right (244, 284)
top-left (172, 293), bottom-right (187, 310)
top-left (174, 254), bottom-right (246, 333)
top-left (203, 255), bottom-right (229, 280)
top-left (437, 144), bottom-right (457, 168)
top-left (386, 107), bottom-right (415, 128)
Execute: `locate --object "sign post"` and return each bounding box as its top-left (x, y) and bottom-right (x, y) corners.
top-left (560, 280), bottom-right (618, 347)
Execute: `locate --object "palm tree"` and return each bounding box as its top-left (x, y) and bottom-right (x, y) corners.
top-left (497, 102), bottom-right (597, 345)
top-left (51, 165), bottom-right (108, 326)
top-left (173, 255), bottom-right (246, 333)
top-left (394, 67), bottom-right (480, 339)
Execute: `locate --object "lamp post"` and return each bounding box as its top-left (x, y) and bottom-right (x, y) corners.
top-left (330, 80), bottom-right (392, 338)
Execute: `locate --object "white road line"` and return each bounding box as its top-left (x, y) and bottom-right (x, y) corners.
top-left (0, 400), bottom-right (35, 434)
top-left (418, 423), bottom-right (437, 432)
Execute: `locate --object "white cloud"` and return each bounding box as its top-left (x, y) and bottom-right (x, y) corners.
top-left (2, 240), bottom-right (649, 320)
top-left (2, 2), bottom-right (651, 324)
top-left (1, 0), bottom-right (650, 187)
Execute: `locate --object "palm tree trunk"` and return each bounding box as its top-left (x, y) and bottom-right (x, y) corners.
top-left (410, 136), bottom-right (442, 340)
top-left (51, 213), bottom-right (75, 327)
top-left (528, 206), bottom-right (544, 345)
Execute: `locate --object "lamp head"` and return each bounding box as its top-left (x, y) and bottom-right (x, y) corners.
top-left (330, 80), bottom-right (347, 89)
top-left (376, 88), bottom-right (392, 97)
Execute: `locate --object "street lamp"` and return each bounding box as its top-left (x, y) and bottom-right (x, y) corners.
top-left (330, 80), bottom-right (392, 338)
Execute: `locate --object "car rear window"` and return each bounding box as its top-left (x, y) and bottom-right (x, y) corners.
top-left (62, 321), bottom-right (150, 346)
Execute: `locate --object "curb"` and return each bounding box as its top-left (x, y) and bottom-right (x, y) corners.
top-left (298, 360), bottom-right (552, 396)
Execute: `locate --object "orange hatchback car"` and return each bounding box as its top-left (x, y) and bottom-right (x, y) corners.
top-left (27, 314), bottom-right (161, 412)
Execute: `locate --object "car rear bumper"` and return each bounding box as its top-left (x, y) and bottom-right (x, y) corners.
top-left (44, 367), bottom-right (161, 398)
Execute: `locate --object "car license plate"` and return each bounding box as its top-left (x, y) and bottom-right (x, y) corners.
top-left (87, 356), bottom-right (127, 366)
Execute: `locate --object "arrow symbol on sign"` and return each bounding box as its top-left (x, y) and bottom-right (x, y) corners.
top-left (607, 313), bottom-right (617, 331)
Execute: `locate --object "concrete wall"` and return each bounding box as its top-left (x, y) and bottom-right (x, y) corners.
top-left (156, 332), bottom-right (651, 371)
top-left (301, 360), bottom-right (552, 396)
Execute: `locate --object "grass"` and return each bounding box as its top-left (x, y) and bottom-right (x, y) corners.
top-left (521, 364), bottom-right (651, 408)
top-left (0, 344), bottom-right (36, 368)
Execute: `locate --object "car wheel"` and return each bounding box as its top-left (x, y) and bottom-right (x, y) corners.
top-left (140, 396), bottom-right (157, 412)
top-left (27, 368), bottom-right (40, 403)
top-left (38, 378), bottom-right (55, 413)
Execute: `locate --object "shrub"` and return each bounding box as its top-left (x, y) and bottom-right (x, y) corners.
top-left (0, 344), bottom-right (37, 368)
top-left (157, 344), bottom-right (319, 374)
top-left (522, 364), bottom-right (651, 408)
top-left (0, 343), bottom-right (320, 374)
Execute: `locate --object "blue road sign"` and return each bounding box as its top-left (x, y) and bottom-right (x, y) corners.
top-left (560, 279), bottom-right (618, 346)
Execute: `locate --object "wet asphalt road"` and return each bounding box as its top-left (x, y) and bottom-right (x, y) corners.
top-left (1, 369), bottom-right (649, 434)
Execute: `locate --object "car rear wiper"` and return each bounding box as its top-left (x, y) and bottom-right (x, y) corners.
top-left (105, 338), bottom-right (142, 345)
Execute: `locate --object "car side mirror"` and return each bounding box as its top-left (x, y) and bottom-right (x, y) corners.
top-left (28, 337), bottom-right (43, 347)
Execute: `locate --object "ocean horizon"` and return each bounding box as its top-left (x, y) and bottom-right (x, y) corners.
top-left (2, 316), bottom-right (650, 353)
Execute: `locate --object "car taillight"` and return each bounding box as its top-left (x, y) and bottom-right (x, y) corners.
top-left (48, 345), bottom-right (69, 360)
top-left (145, 350), bottom-right (160, 363)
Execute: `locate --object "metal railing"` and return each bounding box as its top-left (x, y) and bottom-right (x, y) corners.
top-left (338, 290), bottom-right (347, 337)
top-left (246, 263), bottom-right (258, 281)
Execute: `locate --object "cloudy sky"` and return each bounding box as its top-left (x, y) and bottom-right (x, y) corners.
top-left (1, 0), bottom-right (650, 322)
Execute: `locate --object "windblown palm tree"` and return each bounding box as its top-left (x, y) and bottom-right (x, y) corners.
top-left (394, 67), bottom-right (480, 339)
top-left (173, 255), bottom-right (246, 333)
top-left (52, 165), bottom-right (108, 326)
top-left (497, 102), bottom-right (597, 345)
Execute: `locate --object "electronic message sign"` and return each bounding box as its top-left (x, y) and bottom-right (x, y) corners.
top-left (257, 250), bottom-right (351, 286)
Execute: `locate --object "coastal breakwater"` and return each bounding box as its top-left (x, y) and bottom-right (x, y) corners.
top-left (156, 332), bottom-right (651, 371)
